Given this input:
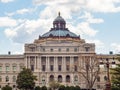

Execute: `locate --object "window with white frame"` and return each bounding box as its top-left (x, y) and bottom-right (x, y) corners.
top-left (13, 66), bottom-right (16, 71)
top-left (6, 66), bottom-right (10, 71)
top-left (13, 76), bottom-right (16, 82)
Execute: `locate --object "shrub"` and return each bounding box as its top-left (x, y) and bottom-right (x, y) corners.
top-left (70, 86), bottom-right (75, 90)
top-left (35, 86), bottom-right (41, 90)
top-left (59, 85), bottom-right (65, 90)
top-left (75, 86), bottom-right (81, 90)
top-left (65, 86), bottom-right (70, 90)
top-left (41, 86), bottom-right (47, 90)
top-left (2, 85), bottom-right (12, 90)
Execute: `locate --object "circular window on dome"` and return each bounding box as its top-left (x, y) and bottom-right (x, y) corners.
top-left (49, 34), bottom-right (53, 37)
top-left (66, 34), bottom-right (70, 37)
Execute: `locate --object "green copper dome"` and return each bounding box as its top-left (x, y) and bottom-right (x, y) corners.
top-left (41, 12), bottom-right (79, 38)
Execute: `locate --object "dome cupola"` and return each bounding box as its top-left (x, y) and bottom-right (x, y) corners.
top-left (53, 12), bottom-right (66, 30)
top-left (41, 12), bottom-right (80, 39)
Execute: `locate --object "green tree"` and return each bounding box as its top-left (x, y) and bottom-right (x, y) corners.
top-left (74, 86), bottom-right (81, 90)
top-left (2, 85), bottom-right (12, 90)
top-left (111, 55), bottom-right (120, 90)
top-left (16, 68), bottom-right (37, 90)
top-left (69, 86), bottom-right (75, 90)
top-left (49, 81), bottom-right (60, 90)
top-left (65, 86), bottom-right (70, 90)
top-left (59, 85), bottom-right (65, 90)
top-left (35, 86), bottom-right (41, 90)
top-left (41, 86), bottom-right (47, 90)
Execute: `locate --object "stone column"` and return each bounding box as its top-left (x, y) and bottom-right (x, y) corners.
top-left (46, 56), bottom-right (49, 72)
top-left (28, 56), bottom-right (30, 69)
top-left (70, 56), bottom-right (74, 84)
top-left (36, 56), bottom-right (38, 70)
top-left (39, 56), bottom-right (41, 72)
top-left (34, 56), bottom-right (36, 71)
top-left (62, 56), bottom-right (66, 72)
top-left (54, 56), bottom-right (58, 72)
top-left (25, 56), bottom-right (28, 68)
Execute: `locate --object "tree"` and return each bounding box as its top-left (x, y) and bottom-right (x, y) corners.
top-left (35, 86), bottom-right (41, 90)
top-left (59, 85), bottom-right (65, 90)
top-left (74, 86), bottom-right (81, 90)
top-left (2, 85), bottom-right (12, 90)
top-left (49, 81), bottom-right (60, 90)
top-left (41, 86), bottom-right (47, 90)
top-left (79, 56), bottom-right (99, 90)
top-left (65, 86), bottom-right (70, 90)
top-left (16, 68), bottom-right (37, 90)
top-left (111, 55), bottom-right (120, 90)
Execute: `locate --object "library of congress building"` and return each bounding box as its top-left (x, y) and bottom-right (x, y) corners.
top-left (0, 13), bottom-right (117, 90)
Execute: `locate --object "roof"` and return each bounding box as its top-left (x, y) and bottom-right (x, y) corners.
top-left (41, 12), bottom-right (79, 38)
top-left (42, 29), bottom-right (79, 38)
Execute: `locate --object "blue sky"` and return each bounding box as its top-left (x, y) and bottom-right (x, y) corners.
top-left (0, 0), bottom-right (120, 54)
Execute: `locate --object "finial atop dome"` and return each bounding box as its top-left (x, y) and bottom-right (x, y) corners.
top-left (58, 12), bottom-right (60, 16)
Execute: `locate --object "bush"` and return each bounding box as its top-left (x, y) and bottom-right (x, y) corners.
top-left (65, 86), bottom-right (70, 90)
top-left (41, 86), bottom-right (47, 90)
top-left (35, 86), bottom-right (41, 90)
top-left (70, 86), bottom-right (75, 90)
top-left (59, 85), bottom-right (65, 90)
top-left (75, 86), bottom-right (81, 90)
top-left (2, 85), bottom-right (12, 90)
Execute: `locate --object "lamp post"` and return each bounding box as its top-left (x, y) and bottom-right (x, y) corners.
top-left (105, 58), bottom-right (111, 90)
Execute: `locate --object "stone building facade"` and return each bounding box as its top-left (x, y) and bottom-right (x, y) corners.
top-left (0, 13), bottom-right (117, 90)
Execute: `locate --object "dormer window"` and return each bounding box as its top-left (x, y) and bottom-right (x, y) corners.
top-left (85, 47), bottom-right (90, 52)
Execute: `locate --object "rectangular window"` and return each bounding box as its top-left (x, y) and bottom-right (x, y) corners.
top-left (13, 66), bottom-right (16, 71)
top-left (31, 65), bottom-right (34, 71)
top-left (74, 65), bottom-right (77, 71)
top-left (20, 66), bottom-right (23, 71)
top-left (74, 48), bottom-right (78, 52)
top-left (66, 65), bottom-right (70, 71)
top-left (42, 65), bottom-right (46, 71)
top-left (0, 66), bottom-right (2, 71)
top-left (58, 65), bottom-right (61, 71)
top-left (85, 47), bottom-right (89, 52)
top-left (50, 65), bottom-right (54, 71)
top-left (66, 48), bottom-right (69, 52)
top-left (6, 66), bottom-right (10, 71)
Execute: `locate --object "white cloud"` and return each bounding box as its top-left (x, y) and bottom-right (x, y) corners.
top-left (5, 8), bottom-right (35, 16)
top-left (86, 39), bottom-right (104, 48)
top-left (0, 17), bottom-right (17, 27)
top-left (76, 22), bottom-right (98, 37)
top-left (79, 12), bottom-right (104, 24)
top-left (16, 8), bottom-right (31, 15)
top-left (4, 28), bottom-right (17, 38)
top-left (111, 43), bottom-right (120, 52)
top-left (0, 0), bottom-right (14, 3)
top-left (86, 0), bottom-right (120, 13)
top-left (4, 18), bottom-right (52, 43)
top-left (33, 0), bottom-right (120, 13)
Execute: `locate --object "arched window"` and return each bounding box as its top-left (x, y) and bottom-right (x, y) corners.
top-left (66, 75), bottom-right (70, 83)
top-left (13, 76), bottom-right (16, 82)
top-left (74, 75), bottom-right (78, 82)
top-left (97, 76), bottom-right (100, 82)
top-left (104, 76), bottom-right (107, 81)
top-left (49, 75), bottom-right (54, 82)
top-left (6, 76), bottom-right (9, 82)
top-left (58, 75), bottom-right (62, 83)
